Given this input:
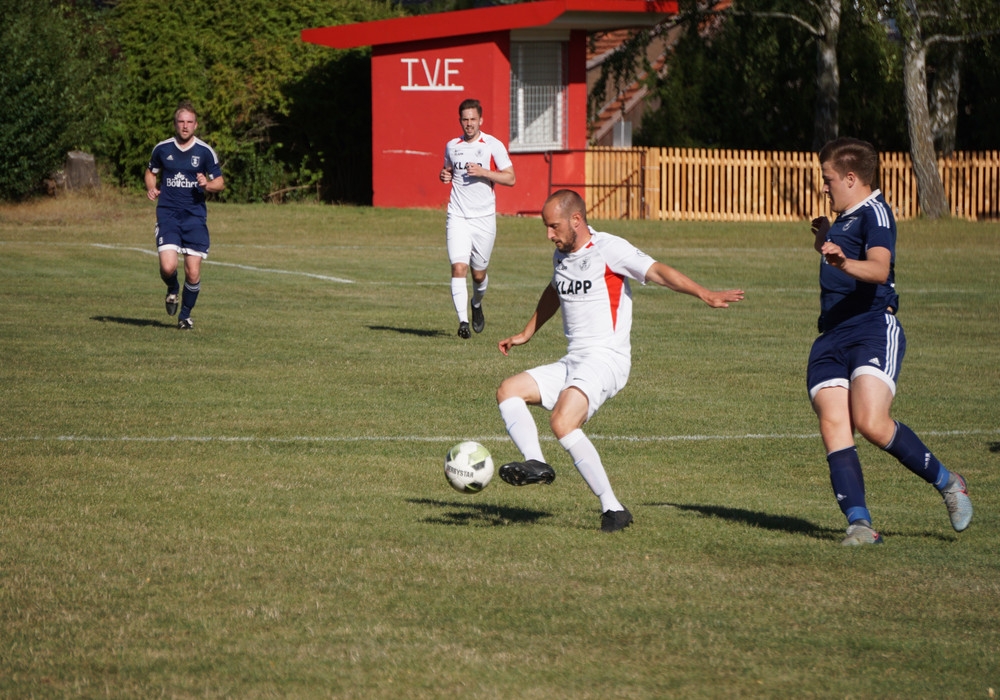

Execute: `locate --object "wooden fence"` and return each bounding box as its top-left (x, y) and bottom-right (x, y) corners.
top-left (584, 147), bottom-right (1000, 222)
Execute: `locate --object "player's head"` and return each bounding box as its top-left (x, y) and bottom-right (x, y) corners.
top-left (819, 138), bottom-right (878, 185)
top-left (173, 100), bottom-right (199, 143)
top-left (458, 99), bottom-right (483, 141)
top-left (458, 99), bottom-right (483, 118)
top-left (542, 189), bottom-right (589, 253)
top-left (819, 137), bottom-right (877, 213)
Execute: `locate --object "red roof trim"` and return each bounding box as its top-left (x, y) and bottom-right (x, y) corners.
top-left (302, 0), bottom-right (676, 50)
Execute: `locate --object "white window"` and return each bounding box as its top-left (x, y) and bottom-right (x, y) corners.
top-left (509, 41), bottom-right (568, 152)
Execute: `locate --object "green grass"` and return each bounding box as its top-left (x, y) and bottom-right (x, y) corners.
top-left (1, 194), bottom-right (998, 698)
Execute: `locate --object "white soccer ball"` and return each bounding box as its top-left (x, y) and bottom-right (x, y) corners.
top-left (444, 441), bottom-right (494, 494)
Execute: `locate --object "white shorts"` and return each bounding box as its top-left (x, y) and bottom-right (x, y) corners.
top-left (446, 214), bottom-right (496, 270)
top-left (526, 351), bottom-right (631, 421)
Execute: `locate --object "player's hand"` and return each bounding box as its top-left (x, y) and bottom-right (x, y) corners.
top-left (811, 216), bottom-right (830, 237)
top-left (196, 173), bottom-right (209, 188)
top-left (820, 241), bottom-right (847, 269)
top-left (498, 334), bottom-right (529, 356)
top-left (704, 289), bottom-right (745, 308)
top-left (146, 187), bottom-right (160, 201)
top-left (440, 167), bottom-right (453, 183)
top-left (466, 162), bottom-right (486, 179)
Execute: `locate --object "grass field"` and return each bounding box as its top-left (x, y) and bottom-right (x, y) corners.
top-left (1, 192), bottom-right (998, 698)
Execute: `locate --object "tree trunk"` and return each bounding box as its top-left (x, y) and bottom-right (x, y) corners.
top-left (812, 0), bottom-right (841, 150)
top-left (901, 3), bottom-right (950, 218)
top-left (930, 44), bottom-right (962, 156)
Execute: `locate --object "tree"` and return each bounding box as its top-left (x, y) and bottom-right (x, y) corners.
top-left (956, 34), bottom-right (1000, 150)
top-left (867, 0), bottom-right (1000, 218)
top-left (101, 0), bottom-right (401, 203)
top-left (728, 0), bottom-right (844, 149)
top-left (631, 1), bottom-right (819, 149)
top-left (0, 1), bottom-right (112, 200)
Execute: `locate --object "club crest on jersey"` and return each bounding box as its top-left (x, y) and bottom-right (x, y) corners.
top-left (191, 156), bottom-right (201, 167)
top-left (579, 256), bottom-right (591, 271)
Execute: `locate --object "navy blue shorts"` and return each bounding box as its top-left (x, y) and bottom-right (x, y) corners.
top-left (807, 311), bottom-right (906, 400)
top-left (155, 209), bottom-right (210, 258)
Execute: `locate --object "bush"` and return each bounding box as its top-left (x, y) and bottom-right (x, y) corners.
top-left (102, 0), bottom-right (399, 203)
top-left (0, 1), bottom-right (110, 200)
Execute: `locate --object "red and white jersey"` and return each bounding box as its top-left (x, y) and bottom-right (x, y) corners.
top-left (552, 228), bottom-right (655, 357)
top-left (443, 132), bottom-right (513, 219)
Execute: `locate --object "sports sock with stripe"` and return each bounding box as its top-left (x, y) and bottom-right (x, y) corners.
top-left (883, 420), bottom-right (949, 488)
top-left (827, 446), bottom-right (871, 525)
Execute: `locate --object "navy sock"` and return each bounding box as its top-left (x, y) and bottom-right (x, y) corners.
top-left (827, 446), bottom-right (870, 524)
top-left (883, 421), bottom-right (948, 488)
top-left (180, 281), bottom-right (200, 320)
top-left (162, 271), bottom-right (179, 295)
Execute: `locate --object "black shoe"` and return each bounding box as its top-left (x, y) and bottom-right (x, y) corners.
top-left (601, 508), bottom-right (633, 533)
top-left (165, 293), bottom-right (179, 316)
top-left (457, 321), bottom-right (471, 339)
top-left (178, 318), bottom-right (194, 330)
top-left (471, 303), bottom-right (485, 333)
top-left (499, 459), bottom-right (555, 486)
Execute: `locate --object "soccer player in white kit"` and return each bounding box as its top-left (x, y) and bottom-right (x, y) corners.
top-left (496, 190), bottom-right (744, 532)
top-left (440, 99), bottom-right (515, 338)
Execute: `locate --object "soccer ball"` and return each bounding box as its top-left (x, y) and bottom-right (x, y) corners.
top-left (444, 441), bottom-right (494, 494)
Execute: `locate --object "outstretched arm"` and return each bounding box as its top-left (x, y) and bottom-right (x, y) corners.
top-left (498, 284), bottom-right (560, 355)
top-left (644, 261), bottom-right (744, 308)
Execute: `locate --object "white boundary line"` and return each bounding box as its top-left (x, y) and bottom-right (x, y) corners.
top-left (87, 244), bottom-right (983, 294)
top-left (91, 244), bottom-right (355, 284)
top-left (3, 429), bottom-right (997, 444)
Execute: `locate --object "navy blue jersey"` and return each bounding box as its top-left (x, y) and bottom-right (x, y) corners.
top-left (818, 190), bottom-right (899, 332)
top-left (147, 137), bottom-right (222, 217)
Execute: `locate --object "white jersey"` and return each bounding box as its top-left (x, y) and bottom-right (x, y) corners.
top-left (444, 132), bottom-right (513, 219)
top-left (552, 228), bottom-right (655, 358)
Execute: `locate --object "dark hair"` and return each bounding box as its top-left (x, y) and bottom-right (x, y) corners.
top-left (819, 137), bottom-right (878, 186)
top-left (545, 189), bottom-right (588, 223)
top-left (174, 100), bottom-right (198, 121)
top-left (458, 99), bottom-right (483, 117)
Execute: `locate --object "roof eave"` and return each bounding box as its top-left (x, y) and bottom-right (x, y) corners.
top-left (301, 0), bottom-right (676, 50)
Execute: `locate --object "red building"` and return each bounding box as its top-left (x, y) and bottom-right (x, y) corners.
top-left (302, 0), bottom-right (676, 215)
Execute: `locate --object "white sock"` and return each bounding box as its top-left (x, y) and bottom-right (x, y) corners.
top-left (498, 397), bottom-right (544, 462)
top-left (451, 277), bottom-right (468, 323)
top-left (472, 273), bottom-right (488, 307)
top-left (559, 429), bottom-right (623, 512)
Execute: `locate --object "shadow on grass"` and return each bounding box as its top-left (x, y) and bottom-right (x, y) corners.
top-left (368, 325), bottom-right (449, 338)
top-left (989, 441), bottom-right (1000, 453)
top-left (408, 497), bottom-right (551, 527)
top-left (651, 502), bottom-right (958, 542)
top-left (91, 315), bottom-right (176, 328)
top-left (651, 502), bottom-right (839, 540)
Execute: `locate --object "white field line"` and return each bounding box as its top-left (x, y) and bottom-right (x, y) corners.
top-left (91, 244), bottom-right (355, 284)
top-left (3, 429), bottom-right (998, 444)
top-left (75, 244), bottom-right (984, 294)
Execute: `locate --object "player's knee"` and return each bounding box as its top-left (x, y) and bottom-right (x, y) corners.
top-left (549, 409), bottom-right (584, 440)
top-left (496, 379), bottom-right (518, 404)
top-left (855, 415), bottom-right (894, 447)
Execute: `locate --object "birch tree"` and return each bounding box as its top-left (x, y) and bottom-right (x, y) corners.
top-left (869, 0), bottom-right (1000, 218)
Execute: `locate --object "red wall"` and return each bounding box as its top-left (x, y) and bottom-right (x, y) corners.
top-left (370, 31), bottom-right (589, 216)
